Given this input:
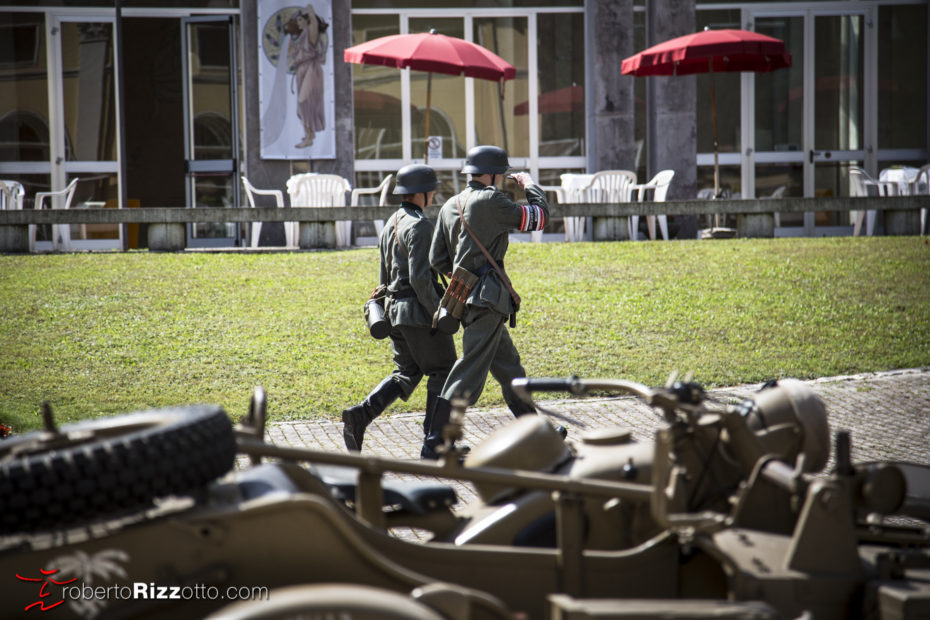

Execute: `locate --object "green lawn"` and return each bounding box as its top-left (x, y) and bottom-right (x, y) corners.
top-left (1, 237), bottom-right (928, 432)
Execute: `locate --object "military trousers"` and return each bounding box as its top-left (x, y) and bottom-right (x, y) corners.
top-left (440, 306), bottom-right (535, 416)
top-left (388, 324), bottom-right (456, 398)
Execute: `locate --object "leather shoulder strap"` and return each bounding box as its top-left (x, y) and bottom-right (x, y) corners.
top-left (455, 196), bottom-right (521, 310)
top-left (393, 211), bottom-right (409, 258)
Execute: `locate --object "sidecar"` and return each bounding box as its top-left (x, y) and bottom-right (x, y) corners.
top-left (1, 379), bottom-right (928, 619)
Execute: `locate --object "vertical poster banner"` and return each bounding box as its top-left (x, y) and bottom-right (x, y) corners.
top-left (258, 0), bottom-right (336, 159)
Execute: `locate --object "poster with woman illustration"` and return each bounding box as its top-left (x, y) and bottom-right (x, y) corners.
top-left (258, 0), bottom-right (335, 159)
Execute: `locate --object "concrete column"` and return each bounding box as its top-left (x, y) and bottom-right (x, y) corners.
top-left (587, 0), bottom-right (635, 240)
top-left (645, 0), bottom-right (698, 238)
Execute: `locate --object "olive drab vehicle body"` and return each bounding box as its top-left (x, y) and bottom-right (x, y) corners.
top-left (1, 378), bottom-right (928, 619)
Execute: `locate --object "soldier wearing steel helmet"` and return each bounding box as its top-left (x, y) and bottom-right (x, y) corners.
top-left (342, 164), bottom-right (456, 453)
top-left (424, 145), bottom-right (550, 459)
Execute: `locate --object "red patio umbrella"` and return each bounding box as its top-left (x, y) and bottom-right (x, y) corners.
top-left (345, 30), bottom-right (516, 163)
top-left (622, 28), bottom-right (791, 197)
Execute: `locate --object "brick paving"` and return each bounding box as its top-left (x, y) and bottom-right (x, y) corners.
top-left (242, 368), bottom-right (930, 541)
top-left (262, 367), bottom-right (930, 467)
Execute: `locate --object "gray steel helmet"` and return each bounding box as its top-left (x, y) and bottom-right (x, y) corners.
top-left (392, 164), bottom-right (438, 194)
top-left (461, 145), bottom-right (510, 175)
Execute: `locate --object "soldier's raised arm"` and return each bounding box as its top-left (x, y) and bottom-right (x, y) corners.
top-left (494, 171), bottom-right (549, 234)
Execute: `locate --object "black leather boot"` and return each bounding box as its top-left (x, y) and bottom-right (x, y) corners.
top-left (422, 391), bottom-right (439, 439)
top-left (420, 396), bottom-right (451, 460)
top-left (421, 396), bottom-right (471, 460)
top-left (342, 377), bottom-right (404, 451)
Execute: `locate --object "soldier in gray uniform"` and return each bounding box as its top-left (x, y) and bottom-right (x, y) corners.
top-left (342, 164), bottom-right (456, 453)
top-left (425, 145), bottom-right (549, 459)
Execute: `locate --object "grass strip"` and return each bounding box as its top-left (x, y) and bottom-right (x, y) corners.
top-left (1, 236), bottom-right (928, 432)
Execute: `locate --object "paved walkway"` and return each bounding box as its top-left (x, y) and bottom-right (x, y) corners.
top-left (266, 368), bottom-right (930, 468)
top-left (255, 368), bottom-right (929, 541)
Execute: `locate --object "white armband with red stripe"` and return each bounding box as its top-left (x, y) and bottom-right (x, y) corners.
top-left (519, 204), bottom-right (546, 232)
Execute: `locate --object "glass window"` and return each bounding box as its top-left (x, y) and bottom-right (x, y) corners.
top-left (0, 12), bottom-right (49, 164)
top-left (536, 12), bottom-right (584, 157)
top-left (61, 21), bottom-right (117, 162)
top-left (814, 15), bottom-right (863, 152)
top-left (434, 169), bottom-right (465, 205)
top-left (755, 16), bottom-right (803, 153)
top-left (755, 163), bottom-right (801, 198)
top-left (352, 14), bottom-right (402, 160)
top-left (186, 21), bottom-right (231, 162)
top-left (354, 0), bottom-right (581, 7)
top-left (696, 10), bottom-right (741, 155)
top-left (473, 16), bottom-right (528, 157)
top-left (410, 17), bottom-right (466, 160)
top-left (697, 164), bottom-right (742, 198)
top-left (68, 173), bottom-right (122, 243)
top-left (878, 4), bottom-right (927, 150)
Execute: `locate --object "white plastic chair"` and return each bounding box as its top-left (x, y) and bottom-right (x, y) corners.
top-left (910, 165), bottom-right (929, 235)
top-left (241, 176), bottom-right (292, 248)
top-left (34, 177), bottom-right (79, 252)
top-left (908, 164), bottom-right (930, 195)
top-left (630, 170), bottom-right (674, 241)
top-left (767, 185), bottom-right (787, 227)
top-left (286, 173), bottom-right (352, 248)
top-left (849, 166), bottom-right (885, 237)
top-left (579, 171), bottom-right (636, 241)
top-left (543, 174), bottom-right (591, 242)
top-left (0, 180), bottom-right (25, 211)
top-left (350, 174), bottom-right (393, 237)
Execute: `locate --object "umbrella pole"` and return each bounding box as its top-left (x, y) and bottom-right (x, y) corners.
top-left (424, 72), bottom-right (432, 164)
top-left (710, 59), bottom-right (721, 228)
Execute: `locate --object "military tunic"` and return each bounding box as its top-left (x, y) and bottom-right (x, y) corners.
top-left (379, 203), bottom-right (456, 398)
top-left (429, 180), bottom-right (549, 413)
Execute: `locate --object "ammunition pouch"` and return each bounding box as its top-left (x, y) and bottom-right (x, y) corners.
top-left (433, 266), bottom-right (479, 334)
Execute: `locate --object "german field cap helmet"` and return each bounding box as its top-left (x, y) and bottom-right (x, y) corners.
top-left (393, 164), bottom-right (439, 194)
top-left (461, 145), bottom-right (510, 175)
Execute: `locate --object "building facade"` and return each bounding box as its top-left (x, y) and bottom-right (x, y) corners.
top-left (1, 0), bottom-right (926, 247)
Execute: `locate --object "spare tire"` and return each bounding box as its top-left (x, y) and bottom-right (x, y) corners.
top-left (0, 405), bottom-right (235, 533)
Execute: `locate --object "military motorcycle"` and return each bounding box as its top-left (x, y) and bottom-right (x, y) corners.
top-left (1, 377), bottom-right (928, 619)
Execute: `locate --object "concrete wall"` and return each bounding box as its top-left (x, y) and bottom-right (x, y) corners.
top-left (241, 0), bottom-right (355, 242)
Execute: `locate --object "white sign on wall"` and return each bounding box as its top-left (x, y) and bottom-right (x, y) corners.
top-left (257, 0), bottom-right (336, 159)
top-left (427, 136), bottom-right (442, 161)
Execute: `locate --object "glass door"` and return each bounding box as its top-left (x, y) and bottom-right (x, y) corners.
top-left (747, 7), bottom-right (874, 234)
top-left (48, 15), bottom-right (122, 250)
top-left (181, 16), bottom-right (241, 247)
